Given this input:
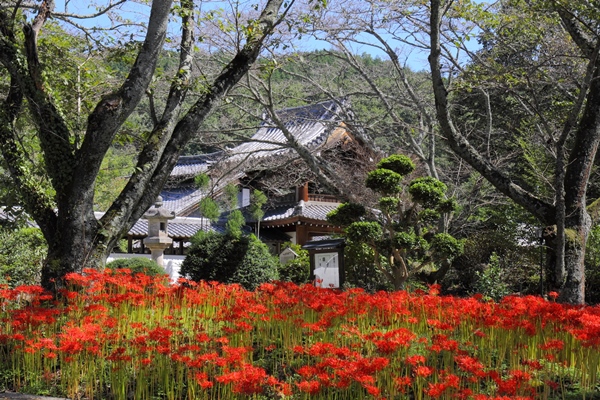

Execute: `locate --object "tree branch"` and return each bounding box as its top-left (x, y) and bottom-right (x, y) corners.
top-left (104, 0), bottom-right (291, 238)
top-left (0, 74), bottom-right (57, 238)
top-left (0, 2), bottom-right (76, 200)
top-left (428, 0), bottom-right (555, 225)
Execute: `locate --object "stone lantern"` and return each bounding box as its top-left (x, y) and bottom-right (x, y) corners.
top-left (143, 196), bottom-right (176, 268)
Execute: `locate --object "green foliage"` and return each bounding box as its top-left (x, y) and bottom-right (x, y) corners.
top-left (376, 154), bottom-right (415, 176)
top-left (278, 244), bottom-right (311, 284)
top-left (0, 228), bottom-right (46, 288)
top-left (181, 232), bottom-right (278, 290)
top-left (408, 177), bottom-right (447, 208)
top-left (446, 229), bottom-right (539, 297)
top-left (249, 189), bottom-right (267, 222)
top-left (418, 209), bottom-right (441, 224)
top-left (343, 239), bottom-right (392, 292)
top-left (326, 203), bottom-right (366, 226)
top-left (346, 221), bottom-right (382, 244)
top-left (394, 231), bottom-right (418, 249)
top-left (330, 154), bottom-right (461, 290)
top-left (473, 253), bottom-right (511, 302)
top-left (232, 235), bottom-right (279, 290)
top-left (199, 197), bottom-right (220, 222)
top-left (225, 209), bottom-right (245, 238)
top-left (365, 169), bottom-right (403, 195)
top-left (430, 233), bottom-right (464, 261)
top-left (379, 197), bottom-right (400, 214)
top-left (437, 198), bottom-right (459, 214)
top-left (105, 258), bottom-right (166, 277)
top-left (223, 183), bottom-right (239, 209)
top-left (194, 173), bottom-right (211, 189)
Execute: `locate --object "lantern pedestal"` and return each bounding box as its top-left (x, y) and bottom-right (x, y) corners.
top-left (143, 197), bottom-right (176, 268)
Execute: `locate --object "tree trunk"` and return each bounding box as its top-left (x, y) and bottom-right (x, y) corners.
top-left (560, 211), bottom-right (591, 304)
top-left (40, 207), bottom-right (109, 292)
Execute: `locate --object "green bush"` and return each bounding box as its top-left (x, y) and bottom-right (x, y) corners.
top-left (181, 232), bottom-right (278, 290)
top-left (326, 203), bottom-right (366, 226)
top-left (408, 177), bottom-right (447, 208)
top-left (343, 239), bottom-right (392, 292)
top-left (278, 243), bottom-right (310, 284)
top-left (0, 227), bottom-right (47, 288)
top-left (105, 257), bottom-right (166, 276)
top-left (365, 169), bottom-right (404, 195)
top-left (376, 154), bottom-right (415, 176)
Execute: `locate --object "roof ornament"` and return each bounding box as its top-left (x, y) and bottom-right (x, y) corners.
top-left (293, 200), bottom-right (306, 216)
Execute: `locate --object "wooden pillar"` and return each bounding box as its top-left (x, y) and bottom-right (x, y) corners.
top-left (296, 223), bottom-right (309, 246)
top-left (301, 182), bottom-right (309, 202)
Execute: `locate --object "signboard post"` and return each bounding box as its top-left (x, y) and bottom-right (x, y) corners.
top-left (302, 239), bottom-right (345, 289)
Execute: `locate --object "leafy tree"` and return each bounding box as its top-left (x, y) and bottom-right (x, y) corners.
top-left (225, 209), bottom-right (246, 238)
top-left (0, 0), bottom-right (290, 292)
top-left (198, 197), bottom-right (220, 223)
top-left (181, 231), bottom-right (278, 290)
top-left (0, 227), bottom-right (47, 288)
top-left (249, 189), bottom-right (267, 238)
top-left (327, 155), bottom-right (463, 290)
top-left (428, 0), bottom-right (600, 303)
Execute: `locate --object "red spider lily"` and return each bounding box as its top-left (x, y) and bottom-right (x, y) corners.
top-left (415, 365), bottom-right (434, 377)
top-left (429, 333), bottom-right (459, 353)
top-left (539, 339), bottom-right (564, 351)
top-left (394, 376), bottom-right (412, 393)
top-left (406, 354), bottom-right (426, 366)
top-left (296, 380), bottom-right (321, 394)
top-left (216, 364), bottom-right (278, 394)
top-left (454, 355), bottom-right (486, 378)
top-left (3, 269), bottom-right (600, 399)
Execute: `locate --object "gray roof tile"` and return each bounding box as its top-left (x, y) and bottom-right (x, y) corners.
top-left (128, 216), bottom-right (226, 239)
top-left (169, 152), bottom-right (223, 179)
top-left (261, 201), bottom-right (341, 222)
top-left (227, 99), bottom-right (345, 161)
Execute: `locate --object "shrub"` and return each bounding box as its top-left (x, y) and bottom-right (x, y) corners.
top-left (278, 243), bottom-right (310, 284)
top-left (0, 227), bottom-right (46, 288)
top-left (365, 169), bottom-right (403, 195)
top-left (326, 203), bottom-right (366, 226)
top-left (181, 231), bottom-right (278, 290)
top-left (376, 154), bottom-right (415, 175)
top-left (105, 257), bottom-right (166, 277)
top-left (343, 239), bottom-right (392, 292)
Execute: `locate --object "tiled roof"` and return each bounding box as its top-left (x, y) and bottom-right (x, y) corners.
top-left (261, 200), bottom-right (341, 223)
top-left (160, 186), bottom-right (206, 215)
top-left (93, 212), bottom-right (226, 240)
top-left (227, 99), bottom-right (346, 161)
top-left (128, 216), bottom-right (226, 239)
top-left (169, 152), bottom-right (223, 180)
top-left (162, 100), bottom-right (347, 216)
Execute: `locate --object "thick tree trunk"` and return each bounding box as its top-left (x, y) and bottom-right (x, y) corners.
top-left (41, 209), bottom-right (107, 292)
top-left (560, 211), bottom-right (591, 304)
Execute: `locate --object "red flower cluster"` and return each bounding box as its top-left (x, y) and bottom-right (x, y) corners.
top-left (1, 272), bottom-right (599, 399)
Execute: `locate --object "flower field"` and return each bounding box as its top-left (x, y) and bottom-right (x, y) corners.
top-left (1, 269), bottom-right (599, 399)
